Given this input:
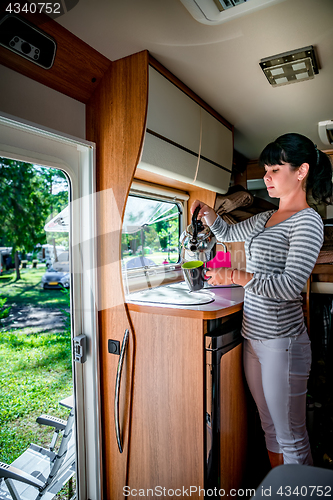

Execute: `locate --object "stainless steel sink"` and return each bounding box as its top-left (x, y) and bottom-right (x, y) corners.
top-left (126, 283), bottom-right (215, 306)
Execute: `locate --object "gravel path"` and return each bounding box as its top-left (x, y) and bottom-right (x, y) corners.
top-left (1, 305), bottom-right (69, 332)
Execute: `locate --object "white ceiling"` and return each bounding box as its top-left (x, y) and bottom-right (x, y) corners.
top-left (58, 0), bottom-right (333, 160)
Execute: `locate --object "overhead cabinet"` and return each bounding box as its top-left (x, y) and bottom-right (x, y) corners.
top-left (140, 132), bottom-right (199, 185)
top-left (147, 65), bottom-right (201, 154)
top-left (139, 66), bottom-right (233, 193)
top-left (200, 108), bottom-right (233, 168)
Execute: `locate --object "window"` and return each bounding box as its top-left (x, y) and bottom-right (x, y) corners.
top-left (121, 183), bottom-right (188, 293)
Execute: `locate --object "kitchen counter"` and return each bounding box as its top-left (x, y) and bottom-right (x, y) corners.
top-left (126, 281), bottom-right (248, 492)
top-left (126, 281), bottom-right (244, 319)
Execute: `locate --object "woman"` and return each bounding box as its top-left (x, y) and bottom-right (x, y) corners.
top-left (192, 133), bottom-right (333, 468)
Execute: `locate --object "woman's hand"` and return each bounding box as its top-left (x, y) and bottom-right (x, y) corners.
top-left (205, 267), bottom-right (233, 286)
top-left (190, 200), bottom-right (217, 226)
top-left (205, 267), bottom-right (254, 287)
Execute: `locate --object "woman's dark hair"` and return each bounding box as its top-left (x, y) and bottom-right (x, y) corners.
top-left (259, 132), bottom-right (333, 204)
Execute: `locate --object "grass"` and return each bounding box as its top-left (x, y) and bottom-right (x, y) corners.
top-left (0, 267), bottom-right (69, 307)
top-left (0, 268), bottom-right (73, 498)
top-left (0, 330), bottom-right (73, 463)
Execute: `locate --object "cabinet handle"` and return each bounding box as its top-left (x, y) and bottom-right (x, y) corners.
top-left (114, 328), bottom-right (129, 453)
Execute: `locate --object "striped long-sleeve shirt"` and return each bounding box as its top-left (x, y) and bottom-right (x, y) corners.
top-left (210, 208), bottom-right (324, 340)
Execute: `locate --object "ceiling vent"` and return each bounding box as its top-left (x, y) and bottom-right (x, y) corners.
top-left (179, 0), bottom-right (286, 25)
top-left (318, 120), bottom-right (333, 145)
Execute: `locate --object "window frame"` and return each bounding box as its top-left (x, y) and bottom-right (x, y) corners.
top-left (122, 181), bottom-right (189, 293)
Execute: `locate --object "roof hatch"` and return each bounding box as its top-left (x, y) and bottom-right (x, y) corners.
top-left (179, 0), bottom-right (287, 25)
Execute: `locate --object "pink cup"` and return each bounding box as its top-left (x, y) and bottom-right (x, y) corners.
top-left (206, 250), bottom-right (231, 268)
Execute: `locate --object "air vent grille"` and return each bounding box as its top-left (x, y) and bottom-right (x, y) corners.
top-left (213, 0), bottom-right (246, 11)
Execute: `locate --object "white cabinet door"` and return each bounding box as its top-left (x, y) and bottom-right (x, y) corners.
top-left (201, 108), bottom-right (233, 171)
top-left (140, 131), bottom-right (198, 184)
top-left (194, 157), bottom-right (231, 194)
top-left (147, 66), bottom-right (201, 154)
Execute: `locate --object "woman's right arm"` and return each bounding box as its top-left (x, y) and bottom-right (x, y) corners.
top-left (190, 200), bottom-right (218, 226)
top-left (191, 199), bottom-right (260, 243)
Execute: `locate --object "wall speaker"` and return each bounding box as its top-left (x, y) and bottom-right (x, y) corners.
top-left (0, 14), bottom-right (56, 69)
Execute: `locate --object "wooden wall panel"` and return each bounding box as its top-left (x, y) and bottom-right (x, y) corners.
top-left (188, 189), bottom-right (216, 224)
top-left (86, 50), bottom-right (149, 499)
top-left (246, 160), bottom-right (263, 180)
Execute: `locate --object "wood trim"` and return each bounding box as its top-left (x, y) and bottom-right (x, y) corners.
top-left (86, 50), bottom-right (149, 499)
top-left (0, 2), bottom-right (111, 103)
top-left (312, 263), bottom-right (333, 282)
top-left (313, 264), bottom-right (333, 274)
top-left (135, 167), bottom-right (193, 192)
top-left (149, 54), bottom-right (233, 132)
top-left (126, 301), bottom-right (243, 320)
top-left (306, 275), bottom-right (311, 335)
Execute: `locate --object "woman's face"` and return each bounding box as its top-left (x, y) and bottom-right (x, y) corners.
top-left (263, 162), bottom-right (300, 199)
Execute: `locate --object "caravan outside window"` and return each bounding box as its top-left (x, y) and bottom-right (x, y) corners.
top-left (121, 184), bottom-right (188, 293)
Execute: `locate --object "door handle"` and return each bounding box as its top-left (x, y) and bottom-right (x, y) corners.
top-left (114, 328), bottom-right (129, 453)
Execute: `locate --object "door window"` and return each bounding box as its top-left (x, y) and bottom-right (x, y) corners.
top-left (0, 114), bottom-right (100, 500)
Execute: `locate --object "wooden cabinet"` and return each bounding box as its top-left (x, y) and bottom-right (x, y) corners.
top-left (200, 108), bottom-right (233, 171)
top-left (127, 313), bottom-right (205, 493)
top-left (147, 66), bottom-right (201, 154)
top-left (124, 311), bottom-right (248, 498)
top-left (194, 156), bottom-right (232, 194)
top-left (219, 343), bottom-right (248, 493)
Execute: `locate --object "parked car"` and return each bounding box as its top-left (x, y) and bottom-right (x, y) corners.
top-left (51, 252), bottom-right (69, 272)
top-left (41, 267), bottom-right (70, 290)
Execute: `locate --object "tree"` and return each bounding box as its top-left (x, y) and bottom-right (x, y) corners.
top-left (0, 158), bottom-right (68, 280)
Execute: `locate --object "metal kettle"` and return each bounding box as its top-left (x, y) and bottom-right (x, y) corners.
top-left (180, 205), bottom-right (216, 263)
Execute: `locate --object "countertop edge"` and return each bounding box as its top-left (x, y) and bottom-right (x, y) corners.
top-left (126, 301), bottom-right (244, 319)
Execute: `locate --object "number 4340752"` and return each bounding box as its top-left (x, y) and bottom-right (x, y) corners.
top-left (5, 3), bottom-right (61, 14)
top-left (276, 485), bottom-right (331, 496)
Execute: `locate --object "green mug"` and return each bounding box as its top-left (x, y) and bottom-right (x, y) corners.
top-left (181, 260), bottom-right (208, 291)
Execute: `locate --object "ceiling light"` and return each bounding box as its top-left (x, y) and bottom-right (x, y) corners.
top-left (259, 46), bottom-right (319, 87)
top-left (179, 0), bottom-right (286, 25)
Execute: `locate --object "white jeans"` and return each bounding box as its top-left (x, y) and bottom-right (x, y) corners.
top-left (243, 332), bottom-right (313, 465)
